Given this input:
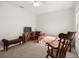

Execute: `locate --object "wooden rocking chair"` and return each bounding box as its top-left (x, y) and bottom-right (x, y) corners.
top-left (46, 34), bottom-right (70, 58)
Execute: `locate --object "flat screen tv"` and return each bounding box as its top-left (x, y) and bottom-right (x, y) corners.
top-left (24, 27), bottom-right (32, 33)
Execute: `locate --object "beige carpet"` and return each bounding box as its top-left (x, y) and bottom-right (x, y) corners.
top-left (0, 41), bottom-right (78, 58)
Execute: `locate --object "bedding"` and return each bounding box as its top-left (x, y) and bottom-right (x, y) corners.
top-left (38, 36), bottom-right (60, 45)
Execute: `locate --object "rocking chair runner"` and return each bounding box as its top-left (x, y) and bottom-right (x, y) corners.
top-left (46, 34), bottom-right (70, 58)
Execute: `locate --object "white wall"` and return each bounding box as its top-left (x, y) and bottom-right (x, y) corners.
top-left (0, 3), bottom-right (36, 48)
top-left (75, 3), bottom-right (79, 56)
top-left (36, 8), bottom-right (75, 36)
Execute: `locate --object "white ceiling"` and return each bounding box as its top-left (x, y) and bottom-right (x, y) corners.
top-left (0, 1), bottom-right (76, 15)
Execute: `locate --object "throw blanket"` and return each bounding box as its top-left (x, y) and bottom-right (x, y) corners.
top-left (38, 36), bottom-right (60, 45)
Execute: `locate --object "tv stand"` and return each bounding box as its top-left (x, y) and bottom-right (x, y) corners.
top-left (23, 31), bottom-right (41, 43)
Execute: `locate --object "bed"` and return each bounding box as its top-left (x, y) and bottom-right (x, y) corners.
top-left (38, 35), bottom-right (60, 45)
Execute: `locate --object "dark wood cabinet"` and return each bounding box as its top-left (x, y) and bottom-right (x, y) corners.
top-left (23, 31), bottom-right (41, 43)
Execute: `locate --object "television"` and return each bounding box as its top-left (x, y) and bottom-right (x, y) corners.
top-left (24, 27), bottom-right (32, 33)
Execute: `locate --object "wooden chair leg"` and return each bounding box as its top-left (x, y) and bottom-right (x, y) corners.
top-left (51, 48), bottom-right (53, 56)
top-left (69, 44), bottom-right (71, 52)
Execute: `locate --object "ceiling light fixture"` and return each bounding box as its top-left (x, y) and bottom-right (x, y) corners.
top-left (33, 1), bottom-right (41, 8)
